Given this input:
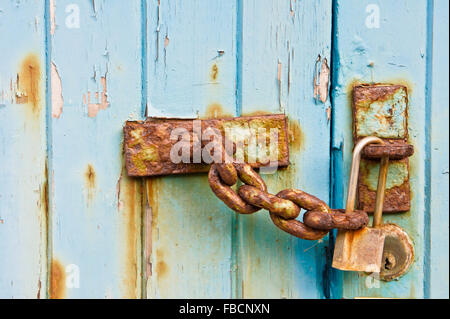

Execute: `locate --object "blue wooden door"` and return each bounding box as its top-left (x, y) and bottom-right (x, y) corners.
top-left (0, 0), bottom-right (447, 299)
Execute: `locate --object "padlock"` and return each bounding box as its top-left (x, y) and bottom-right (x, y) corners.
top-left (332, 136), bottom-right (389, 273)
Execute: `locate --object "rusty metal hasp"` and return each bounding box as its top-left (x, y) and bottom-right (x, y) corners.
top-left (123, 114), bottom-right (289, 177)
top-left (123, 113), bottom-right (371, 242)
top-left (353, 84), bottom-right (414, 213)
top-left (332, 136), bottom-right (388, 273)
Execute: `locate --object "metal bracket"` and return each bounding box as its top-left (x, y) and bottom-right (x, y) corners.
top-left (353, 84), bottom-right (414, 213)
top-left (123, 114), bottom-right (290, 177)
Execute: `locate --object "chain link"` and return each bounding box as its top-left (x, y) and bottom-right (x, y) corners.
top-left (207, 146), bottom-right (369, 240)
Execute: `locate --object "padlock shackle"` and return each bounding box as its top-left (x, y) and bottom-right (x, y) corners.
top-left (345, 136), bottom-right (384, 214)
top-left (373, 156), bottom-right (389, 227)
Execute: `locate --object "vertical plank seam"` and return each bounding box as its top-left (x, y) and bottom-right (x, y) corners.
top-left (232, 0), bottom-right (244, 299)
top-left (44, 0), bottom-right (53, 300)
top-left (327, 0), bottom-right (344, 300)
top-left (141, 0), bottom-right (148, 118)
top-left (424, 0), bottom-right (435, 300)
top-left (141, 0), bottom-right (148, 299)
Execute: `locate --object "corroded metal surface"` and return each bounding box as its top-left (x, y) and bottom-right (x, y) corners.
top-left (379, 224), bottom-right (414, 281)
top-left (123, 114), bottom-right (289, 177)
top-left (209, 161), bottom-right (369, 240)
top-left (206, 136), bottom-right (370, 240)
top-left (303, 208), bottom-right (369, 230)
top-left (353, 84), bottom-right (408, 139)
top-left (353, 84), bottom-right (412, 213)
top-left (358, 158), bottom-right (411, 213)
top-left (362, 143), bottom-right (414, 160)
top-left (332, 227), bottom-right (385, 273)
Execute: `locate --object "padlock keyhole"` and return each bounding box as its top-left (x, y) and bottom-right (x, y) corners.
top-left (383, 253), bottom-right (396, 270)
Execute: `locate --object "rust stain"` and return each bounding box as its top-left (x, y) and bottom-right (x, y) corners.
top-left (156, 250), bottom-right (168, 278)
top-left (287, 118), bottom-right (304, 152)
top-left (49, 259), bottom-right (66, 299)
top-left (122, 171), bottom-right (140, 298)
top-left (146, 179), bottom-right (158, 220)
top-left (16, 53), bottom-right (41, 114)
top-left (211, 64), bottom-right (219, 81)
top-left (145, 177), bottom-right (160, 279)
top-left (117, 146), bottom-right (143, 298)
top-left (40, 160), bottom-right (49, 218)
top-left (37, 279), bottom-right (42, 299)
top-left (204, 103), bottom-right (232, 118)
top-left (40, 160), bottom-right (50, 270)
top-left (241, 110), bottom-right (272, 117)
top-left (84, 164), bottom-right (96, 205)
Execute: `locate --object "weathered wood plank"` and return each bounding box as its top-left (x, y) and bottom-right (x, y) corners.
top-left (0, 1), bottom-right (48, 299)
top-left (49, 0), bottom-right (143, 298)
top-left (332, 0), bottom-right (429, 298)
top-left (429, 0), bottom-right (449, 299)
top-left (145, 0), bottom-right (237, 298)
top-left (237, 0), bottom-right (332, 298)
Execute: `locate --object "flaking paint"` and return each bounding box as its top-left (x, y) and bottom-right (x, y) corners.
top-left (85, 76), bottom-right (110, 117)
top-left (51, 62), bottom-right (63, 118)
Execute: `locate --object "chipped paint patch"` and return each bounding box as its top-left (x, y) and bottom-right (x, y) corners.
top-left (164, 35), bottom-right (170, 48)
top-left (50, 259), bottom-right (66, 299)
top-left (51, 62), bottom-right (63, 118)
top-left (313, 55), bottom-right (330, 103)
top-left (84, 76), bottom-right (110, 117)
top-left (16, 53), bottom-right (41, 114)
top-left (49, 0), bottom-right (56, 35)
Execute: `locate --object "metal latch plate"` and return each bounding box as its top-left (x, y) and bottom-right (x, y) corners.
top-left (123, 114), bottom-right (289, 177)
top-left (353, 84), bottom-right (411, 213)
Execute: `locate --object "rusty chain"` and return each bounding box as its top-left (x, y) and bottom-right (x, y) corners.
top-left (207, 137), bottom-right (369, 241)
